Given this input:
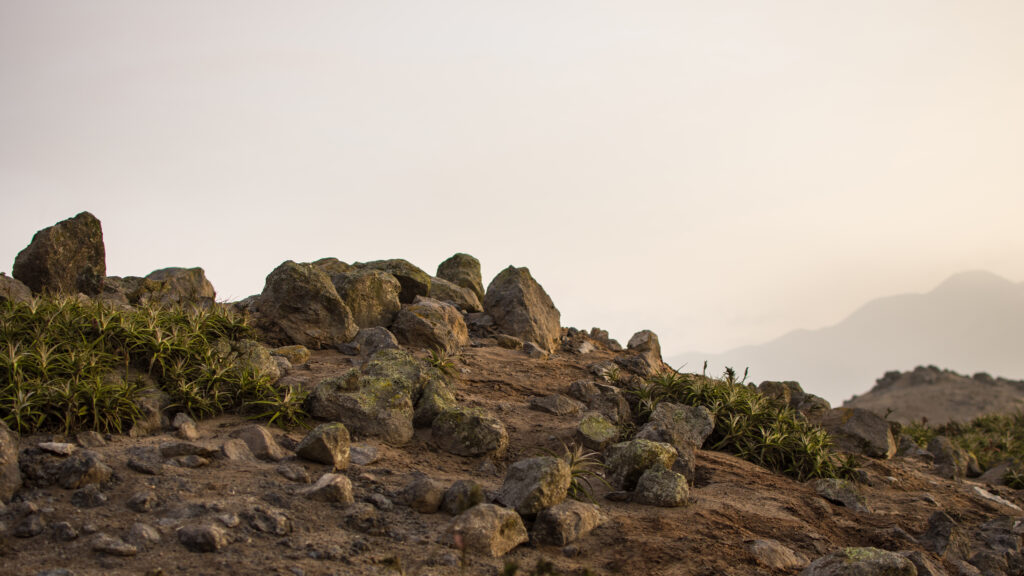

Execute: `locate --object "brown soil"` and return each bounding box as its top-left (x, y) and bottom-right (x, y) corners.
top-left (3, 345), bottom-right (1021, 576)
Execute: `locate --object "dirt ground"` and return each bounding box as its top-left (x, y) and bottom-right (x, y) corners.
top-left (2, 344), bottom-right (1021, 576)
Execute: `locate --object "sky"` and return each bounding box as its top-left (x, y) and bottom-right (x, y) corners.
top-left (2, 1), bottom-right (1023, 363)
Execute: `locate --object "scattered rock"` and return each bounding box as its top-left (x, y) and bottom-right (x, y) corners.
top-left (400, 475), bottom-right (446, 513)
top-left (14, 513), bottom-right (46, 538)
top-left (57, 451), bottom-right (112, 490)
top-left (391, 297), bottom-right (469, 354)
top-left (604, 438), bottom-right (677, 491)
top-left (127, 490), bottom-right (159, 513)
top-left (276, 464), bottom-right (311, 483)
top-left (567, 380), bottom-right (632, 425)
top-left (495, 456), bottom-right (571, 517)
top-left (634, 463), bottom-right (689, 507)
top-left (748, 539), bottom-right (806, 571)
top-left (244, 506), bottom-right (292, 535)
top-left (532, 500), bottom-right (604, 546)
top-left (178, 523), bottom-right (230, 553)
top-left (432, 407), bottom-right (509, 457)
top-left (483, 266), bottom-right (562, 353)
top-left (299, 473), bottom-right (355, 505)
top-left (74, 431), bottom-right (106, 449)
top-left (814, 478), bottom-right (869, 513)
top-left (70, 484), bottom-right (108, 508)
top-left (636, 402), bottom-right (713, 479)
top-left (231, 426), bottom-right (288, 461)
top-left (126, 522), bottom-right (161, 548)
top-left (13, 211), bottom-right (105, 295)
top-left (53, 521), bottom-right (79, 541)
top-left (451, 503), bottom-right (528, 557)
top-left (800, 547), bottom-right (916, 575)
top-left (349, 444), bottom-right (381, 466)
top-left (219, 439), bottom-right (256, 462)
top-left (253, 260), bottom-right (359, 349)
top-left (442, 479), bottom-right (485, 515)
top-left (529, 394), bottom-right (586, 416)
top-left (296, 422), bottom-right (350, 470)
top-left (576, 411), bottom-right (619, 452)
top-left (814, 408), bottom-right (897, 459)
top-left (91, 533), bottom-right (138, 556)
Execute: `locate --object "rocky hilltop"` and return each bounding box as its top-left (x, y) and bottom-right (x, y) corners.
top-left (1, 212), bottom-right (1024, 576)
top-left (844, 367), bottom-right (1024, 426)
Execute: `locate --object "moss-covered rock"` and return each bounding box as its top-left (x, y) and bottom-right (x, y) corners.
top-left (604, 438), bottom-right (677, 491)
top-left (271, 345), bottom-right (311, 366)
top-left (432, 407), bottom-right (508, 457)
top-left (634, 463), bottom-right (689, 507)
top-left (332, 269), bottom-right (402, 329)
top-left (576, 411), bottom-right (618, 451)
top-left (360, 259), bottom-right (431, 304)
top-left (428, 276), bottom-right (483, 313)
top-left (495, 456), bottom-right (571, 517)
top-left (436, 253), bottom-right (485, 303)
top-left (414, 372), bottom-right (457, 428)
top-left (391, 297), bottom-right (469, 354)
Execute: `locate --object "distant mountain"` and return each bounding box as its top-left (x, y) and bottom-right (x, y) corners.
top-left (843, 365), bottom-right (1024, 426)
top-left (669, 270), bottom-right (1024, 406)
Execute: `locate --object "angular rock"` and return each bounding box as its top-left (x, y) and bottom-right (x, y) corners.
top-left (127, 522), bottom-right (161, 548)
top-left (226, 340), bottom-right (282, 385)
top-left (928, 436), bottom-right (969, 480)
top-left (759, 381), bottom-right (831, 419)
top-left (58, 451), bottom-right (112, 489)
top-left (428, 276), bottom-right (483, 313)
top-left (637, 402), bottom-right (714, 451)
top-left (451, 503), bottom-right (528, 557)
top-left (483, 266), bottom-right (562, 353)
top-left (634, 463), bottom-right (689, 507)
top-left (442, 480), bottom-right (485, 516)
top-left (296, 422), bottom-right (350, 470)
top-left (231, 425), bottom-right (288, 461)
top-left (71, 484), bottom-right (108, 508)
top-left (921, 511), bottom-right (972, 561)
top-left (414, 373), bottom-right (457, 428)
top-left (813, 478), bottom-right (868, 513)
top-left (219, 439), bottom-right (256, 462)
top-left (814, 408), bottom-right (896, 459)
top-left (271, 345), bottom-right (311, 365)
top-left (749, 539), bottom-right (806, 571)
top-left (300, 473), bottom-right (355, 505)
top-left (360, 259), bottom-right (431, 303)
top-left (437, 253), bottom-right (485, 303)
top-left (801, 547), bottom-right (916, 575)
top-left (532, 499), bottom-right (603, 546)
top-left (140, 267), bottom-right (216, 306)
top-left (604, 439), bottom-right (677, 491)
top-left (14, 513), bottom-right (45, 538)
top-left (391, 297), bottom-right (469, 354)
top-left (253, 260), bottom-right (358, 349)
top-left (306, 362), bottom-right (416, 446)
top-left (496, 456), bottom-right (571, 517)
top-left (530, 394), bottom-right (586, 416)
top-left (400, 475), bottom-right (446, 513)
top-left (178, 523), bottom-right (229, 553)
top-left (576, 411), bottom-right (619, 452)
top-left (277, 463), bottom-right (311, 483)
top-left (343, 326), bottom-right (400, 357)
top-left (13, 211), bottom-right (105, 295)
top-left (332, 269), bottom-right (402, 329)
top-left (244, 506), bottom-right (292, 535)
top-left (567, 380), bottom-right (632, 425)
top-left (0, 419), bottom-right (22, 503)
top-left (127, 490), bottom-right (160, 513)
top-left (349, 443), bottom-right (381, 466)
top-left (75, 431), bottom-right (106, 449)
top-left (495, 334), bottom-right (523, 350)
top-left (91, 533), bottom-right (137, 556)
top-left (0, 274), bottom-right (31, 304)
top-left (627, 330), bottom-right (664, 373)
top-left (431, 407), bottom-right (509, 457)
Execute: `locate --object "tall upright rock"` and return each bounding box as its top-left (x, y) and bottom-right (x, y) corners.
top-left (483, 266), bottom-right (561, 353)
top-left (437, 253), bottom-right (485, 303)
top-left (13, 211), bottom-right (106, 295)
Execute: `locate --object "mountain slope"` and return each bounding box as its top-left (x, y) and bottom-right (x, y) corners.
top-left (670, 271), bottom-right (1024, 405)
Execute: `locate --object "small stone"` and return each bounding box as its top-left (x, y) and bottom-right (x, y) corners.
top-left (496, 456), bottom-right (571, 517)
top-left (127, 457), bottom-right (164, 476)
top-left (801, 547), bottom-right (915, 575)
top-left (170, 455), bottom-right (210, 468)
top-left (172, 412), bottom-right (195, 429)
top-left (71, 484), bottom-right (108, 508)
top-left (38, 442), bottom-right (76, 456)
top-left (634, 463), bottom-right (689, 507)
top-left (178, 523), bottom-right (229, 553)
top-left (523, 342), bottom-right (548, 359)
top-left (748, 539), bottom-right (805, 570)
top-left (127, 491), bottom-right (160, 513)
top-left (451, 503), bottom-right (528, 557)
top-left (75, 431), bottom-right (106, 448)
top-left (532, 500), bottom-right (603, 546)
top-left (177, 421), bottom-right (200, 441)
top-left (299, 473), bottom-right (355, 505)
top-left (442, 480), bottom-right (485, 516)
top-left (295, 422), bottom-right (351, 470)
top-left (216, 513), bottom-right (240, 528)
top-left (349, 444), bottom-right (380, 466)
top-left (529, 394), bottom-right (586, 416)
top-left (14, 513), bottom-right (46, 538)
top-left (57, 451), bottom-right (112, 489)
top-left (277, 464), bottom-right (311, 483)
top-left (400, 476), bottom-right (446, 514)
top-left (159, 442), bottom-right (216, 459)
top-left (245, 506), bottom-right (292, 535)
top-left (92, 533), bottom-right (138, 556)
top-left (219, 439), bottom-right (256, 462)
top-left (127, 522), bottom-right (161, 548)
top-left (53, 521), bottom-right (79, 541)
top-left (813, 478), bottom-right (868, 513)
top-left (231, 425), bottom-right (288, 461)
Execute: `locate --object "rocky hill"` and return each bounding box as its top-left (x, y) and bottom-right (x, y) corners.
top-left (844, 366), bottom-right (1024, 426)
top-left (671, 270), bottom-right (1024, 406)
top-left (1, 212), bottom-right (1024, 576)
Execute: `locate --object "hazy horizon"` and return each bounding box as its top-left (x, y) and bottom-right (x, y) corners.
top-left (3, 1), bottom-right (1023, 361)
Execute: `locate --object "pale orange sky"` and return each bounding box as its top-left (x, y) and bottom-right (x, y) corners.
top-left (2, 1), bottom-right (1023, 356)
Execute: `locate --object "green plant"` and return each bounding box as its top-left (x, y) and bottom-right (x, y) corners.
top-left (427, 347), bottom-right (457, 376)
top-left (545, 441), bottom-right (609, 502)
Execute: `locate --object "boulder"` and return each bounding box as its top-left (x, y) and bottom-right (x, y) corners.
top-left (532, 500), bottom-right (604, 546)
top-left (299, 473), bottom-right (354, 505)
top-left (13, 211), bottom-right (105, 295)
top-left (431, 407), bottom-right (509, 457)
top-left (305, 349), bottom-right (422, 445)
top-left (604, 438), bottom-right (677, 491)
top-left (800, 547), bottom-right (916, 576)
top-left (428, 276), bottom-right (483, 313)
top-left (928, 436), bottom-right (969, 480)
top-left (759, 381), bottom-right (831, 419)
top-left (295, 422), bottom-right (351, 470)
top-left (391, 297), bottom-right (469, 354)
top-left (529, 394), bottom-right (586, 416)
top-left (633, 463), bottom-right (689, 507)
top-left (140, 267), bottom-right (216, 306)
top-left (332, 269), bottom-right (402, 329)
top-left (576, 411), bottom-right (619, 452)
top-left (636, 402), bottom-right (714, 451)
top-left (311, 257), bottom-right (352, 277)
top-left (495, 456), bottom-right (571, 517)
top-left (400, 475), bottom-right (446, 513)
top-left (483, 266), bottom-right (561, 353)
top-left (437, 253), bottom-right (485, 303)
top-left (813, 478), bottom-right (868, 513)
top-left (814, 408), bottom-right (896, 459)
top-left (360, 259), bottom-right (431, 303)
top-left (413, 373), bottom-right (457, 428)
top-left (451, 503), bottom-right (528, 557)
top-left (230, 425), bottom-right (288, 461)
top-left (0, 274), bottom-right (31, 305)
top-left (343, 327), bottom-right (400, 357)
top-left (0, 419), bottom-right (23, 502)
top-left (627, 330), bottom-right (664, 373)
top-left (254, 261), bottom-right (358, 349)
top-left (442, 480), bottom-right (486, 515)
top-left (567, 380), bottom-right (632, 425)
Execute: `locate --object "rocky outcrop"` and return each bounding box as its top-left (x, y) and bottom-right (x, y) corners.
top-left (483, 266), bottom-right (561, 353)
top-left (0, 274), bottom-right (31, 304)
top-left (428, 276), bottom-right (483, 313)
top-left (360, 259), bottom-right (431, 303)
top-left (390, 297), bottom-right (469, 354)
top-left (626, 330), bottom-right (664, 374)
top-left (253, 261), bottom-right (358, 349)
top-left (13, 211), bottom-right (105, 295)
top-left (331, 269), bottom-right (402, 329)
top-left (495, 456), bottom-right (571, 517)
top-left (295, 423), bottom-right (350, 470)
top-left (437, 253), bottom-right (485, 303)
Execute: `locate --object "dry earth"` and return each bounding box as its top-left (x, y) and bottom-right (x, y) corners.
top-left (2, 344), bottom-right (1022, 576)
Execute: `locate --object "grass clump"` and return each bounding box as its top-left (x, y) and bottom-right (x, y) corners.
top-left (904, 412), bottom-right (1024, 487)
top-left (628, 365), bottom-right (853, 481)
top-left (0, 295), bottom-right (301, 434)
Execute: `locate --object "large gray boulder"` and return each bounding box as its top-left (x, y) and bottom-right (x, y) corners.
top-left (332, 269), bottom-right (402, 329)
top-left (253, 261), bottom-right (358, 349)
top-left (0, 420), bottom-right (22, 503)
top-left (437, 253), bottom-right (485, 303)
top-left (142, 267), bottom-right (216, 306)
top-left (800, 547), bottom-right (916, 575)
top-left (305, 349), bottom-right (424, 445)
top-left (391, 297), bottom-right (469, 354)
top-left (814, 407), bottom-right (896, 459)
top-left (495, 456), bottom-right (571, 517)
top-left (0, 274), bottom-right (31, 305)
top-left (451, 503), bottom-right (528, 557)
top-left (483, 266), bottom-right (561, 353)
top-left (360, 259), bottom-right (431, 303)
top-left (428, 276), bottom-right (483, 313)
top-left (13, 211), bottom-right (105, 295)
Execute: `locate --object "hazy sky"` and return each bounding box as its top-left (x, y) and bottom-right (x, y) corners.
top-left (2, 1), bottom-right (1023, 360)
